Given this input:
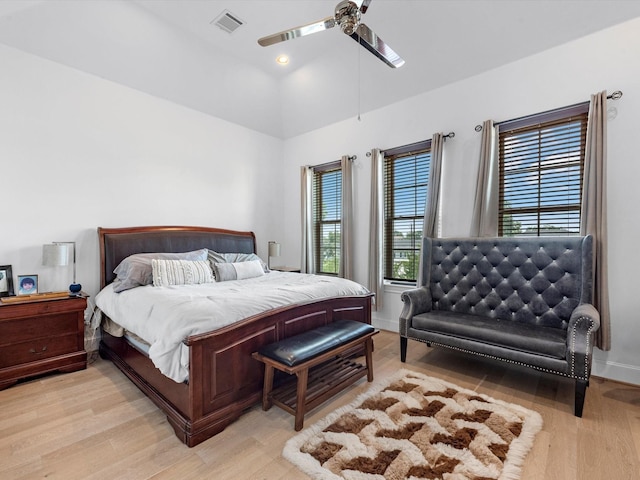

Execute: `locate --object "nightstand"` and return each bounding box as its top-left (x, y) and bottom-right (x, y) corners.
top-left (270, 266), bottom-right (301, 273)
top-left (0, 294), bottom-right (88, 390)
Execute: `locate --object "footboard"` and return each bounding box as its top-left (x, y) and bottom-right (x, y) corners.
top-left (100, 294), bottom-right (372, 447)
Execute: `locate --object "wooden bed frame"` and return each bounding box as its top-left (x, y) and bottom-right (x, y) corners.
top-left (97, 226), bottom-right (373, 447)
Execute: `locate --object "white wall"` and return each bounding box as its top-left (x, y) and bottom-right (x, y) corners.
top-left (281, 18), bottom-right (640, 385)
top-left (0, 43), bottom-right (284, 299)
top-left (2, 17), bottom-right (638, 386)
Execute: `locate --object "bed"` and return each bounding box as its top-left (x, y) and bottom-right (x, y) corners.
top-left (96, 225), bottom-right (373, 447)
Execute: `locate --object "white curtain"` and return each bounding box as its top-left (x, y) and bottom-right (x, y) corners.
top-left (300, 166), bottom-right (314, 274)
top-left (470, 120), bottom-right (499, 237)
top-left (368, 148), bottom-right (384, 310)
top-left (417, 133), bottom-right (445, 287)
top-left (340, 155), bottom-right (354, 279)
top-left (581, 90), bottom-right (611, 351)
top-left (423, 133), bottom-right (444, 238)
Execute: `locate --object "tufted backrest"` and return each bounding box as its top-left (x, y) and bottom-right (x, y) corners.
top-left (421, 236), bottom-right (593, 329)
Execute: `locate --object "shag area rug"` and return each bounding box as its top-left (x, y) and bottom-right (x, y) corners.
top-left (283, 369), bottom-right (542, 480)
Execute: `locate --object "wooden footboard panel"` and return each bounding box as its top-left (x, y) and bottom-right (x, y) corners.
top-left (100, 294), bottom-right (372, 447)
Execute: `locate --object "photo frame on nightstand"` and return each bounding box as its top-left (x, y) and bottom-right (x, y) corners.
top-left (17, 274), bottom-right (38, 296)
top-left (0, 265), bottom-right (14, 297)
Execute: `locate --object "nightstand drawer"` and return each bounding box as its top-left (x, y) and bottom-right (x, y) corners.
top-left (0, 333), bottom-right (79, 368)
top-left (0, 295), bottom-right (87, 390)
top-left (0, 313), bottom-right (79, 345)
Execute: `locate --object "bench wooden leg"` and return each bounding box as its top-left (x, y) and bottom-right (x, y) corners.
top-left (365, 338), bottom-right (374, 382)
top-left (294, 368), bottom-right (309, 431)
top-left (262, 364), bottom-right (275, 411)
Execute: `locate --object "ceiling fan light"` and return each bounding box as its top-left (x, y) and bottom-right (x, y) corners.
top-left (276, 55), bottom-right (290, 65)
top-left (340, 20), bottom-right (357, 35)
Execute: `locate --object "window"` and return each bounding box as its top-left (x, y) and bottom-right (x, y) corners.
top-left (313, 162), bottom-right (341, 275)
top-left (383, 140), bottom-right (431, 282)
top-left (498, 104), bottom-right (589, 236)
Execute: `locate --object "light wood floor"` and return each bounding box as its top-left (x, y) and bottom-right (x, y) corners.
top-left (1, 330), bottom-right (639, 479)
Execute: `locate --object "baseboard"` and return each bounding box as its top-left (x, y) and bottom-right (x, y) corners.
top-left (371, 316), bottom-right (398, 333)
top-left (592, 358), bottom-right (640, 386)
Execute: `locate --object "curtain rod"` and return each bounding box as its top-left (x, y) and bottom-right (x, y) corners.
top-left (474, 90), bottom-right (623, 132)
top-left (307, 155), bottom-right (356, 170)
top-left (369, 132), bottom-right (455, 157)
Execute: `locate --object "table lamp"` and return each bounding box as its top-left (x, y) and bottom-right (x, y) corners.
top-left (42, 241), bottom-right (82, 295)
top-left (268, 241), bottom-right (281, 269)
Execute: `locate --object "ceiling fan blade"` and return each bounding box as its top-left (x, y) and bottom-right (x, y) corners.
top-left (350, 23), bottom-right (405, 68)
top-left (258, 16), bottom-right (336, 46)
top-left (359, 0), bottom-right (373, 14)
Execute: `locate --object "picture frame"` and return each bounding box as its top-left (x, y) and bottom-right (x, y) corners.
top-left (0, 265), bottom-right (14, 297)
top-left (17, 274), bottom-right (38, 296)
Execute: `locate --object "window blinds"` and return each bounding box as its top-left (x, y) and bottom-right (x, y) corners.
top-left (498, 107), bottom-right (588, 237)
top-left (313, 163), bottom-right (341, 275)
top-left (383, 148), bottom-right (431, 281)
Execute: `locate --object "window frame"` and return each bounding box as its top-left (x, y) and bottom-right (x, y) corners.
top-left (497, 103), bottom-right (589, 237)
top-left (312, 161), bottom-right (342, 276)
top-left (382, 140), bottom-right (432, 283)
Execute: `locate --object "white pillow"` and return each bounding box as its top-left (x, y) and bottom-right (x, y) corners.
top-left (212, 260), bottom-right (266, 282)
top-left (151, 259), bottom-right (214, 287)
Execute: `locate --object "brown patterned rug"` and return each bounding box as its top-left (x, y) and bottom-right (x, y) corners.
top-left (283, 369), bottom-right (542, 480)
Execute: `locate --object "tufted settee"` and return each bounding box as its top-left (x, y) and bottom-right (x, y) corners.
top-left (400, 235), bottom-right (600, 416)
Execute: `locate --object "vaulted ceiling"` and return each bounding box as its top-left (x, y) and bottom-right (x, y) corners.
top-left (2, 0), bottom-right (639, 139)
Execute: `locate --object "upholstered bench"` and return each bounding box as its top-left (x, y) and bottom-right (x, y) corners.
top-left (400, 236), bottom-right (600, 417)
top-left (252, 319), bottom-right (378, 430)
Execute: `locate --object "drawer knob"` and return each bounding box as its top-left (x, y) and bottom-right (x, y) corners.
top-left (29, 346), bottom-right (48, 354)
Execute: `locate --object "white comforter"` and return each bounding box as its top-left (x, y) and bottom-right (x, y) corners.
top-left (95, 272), bottom-right (369, 383)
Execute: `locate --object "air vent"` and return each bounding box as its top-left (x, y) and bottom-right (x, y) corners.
top-left (211, 10), bottom-right (244, 34)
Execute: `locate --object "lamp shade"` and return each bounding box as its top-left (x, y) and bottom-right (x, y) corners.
top-left (268, 241), bottom-right (281, 257)
top-left (42, 243), bottom-right (69, 266)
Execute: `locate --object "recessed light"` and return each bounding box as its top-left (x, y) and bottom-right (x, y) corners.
top-left (276, 55), bottom-right (289, 65)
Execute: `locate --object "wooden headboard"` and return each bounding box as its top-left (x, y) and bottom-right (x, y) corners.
top-left (98, 226), bottom-right (256, 289)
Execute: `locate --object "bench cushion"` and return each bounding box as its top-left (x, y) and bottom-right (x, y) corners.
top-left (412, 311), bottom-right (567, 359)
top-left (258, 320), bottom-right (375, 367)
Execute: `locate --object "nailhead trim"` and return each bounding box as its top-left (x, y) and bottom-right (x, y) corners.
top-left (406, 336), bottom-right (590, 382)
top-left (569, 315), bottom-right (594, 379)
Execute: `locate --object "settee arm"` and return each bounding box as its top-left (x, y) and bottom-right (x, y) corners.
top-left (399, 287), bottom-right (432, 336)
top-left (566, 303), bottom-right (600, 381)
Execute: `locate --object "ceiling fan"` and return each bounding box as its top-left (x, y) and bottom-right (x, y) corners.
top-left (257, 0), bottom-right (405, 68)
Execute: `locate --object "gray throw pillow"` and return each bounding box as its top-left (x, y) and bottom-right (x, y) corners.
top-left (112, 249), bottom-right (208, 292)
top-left (207, 251), bottom-right (270, 273)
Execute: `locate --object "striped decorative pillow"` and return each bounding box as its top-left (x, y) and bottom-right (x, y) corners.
top-left (151, 259), bottom-right (214, 287)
